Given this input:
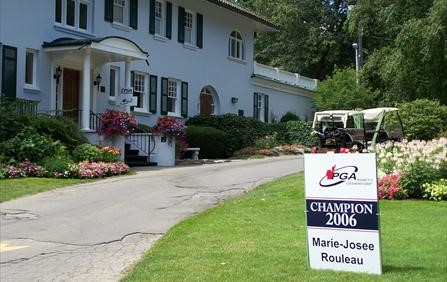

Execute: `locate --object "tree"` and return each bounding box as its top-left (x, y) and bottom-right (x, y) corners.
top-left (315, 68), bottom-right (377, 110)
top-left (349, 0), bottom-right (447, 104)
top-left (239, 0), bottom-right (354, 81)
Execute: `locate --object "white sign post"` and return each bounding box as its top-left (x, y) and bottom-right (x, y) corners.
top-left (304, 153), bottom-right (382, 275)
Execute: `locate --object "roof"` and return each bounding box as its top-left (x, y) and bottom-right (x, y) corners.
top-left (205, 0), bottom-right (279, 31)
top-left (42, 36), bottom-right (148, 56)
top-left (361, 107), bottom-right (399, 121)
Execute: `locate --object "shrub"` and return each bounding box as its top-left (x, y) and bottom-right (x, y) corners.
top-left (397, 99), bottom-right (447, 140)
top-left (72, 144), bottom-right (103, 162)
top-left (400, 160), bottom-right (438, 198)
top-left (31, 115), bottom-right (87, 151)
top-left (255, 133), bottom-right (279, 149)
top-left (0, 127), bottom-right (60, 163)
top-left (42, 155), bottom-right (75, 178)
top-left (77, 161), bottom-right (129, 178)
top-left (423, 179), bottom-right (447, 201)
top-left (232, 147), bottom-right (259, 158)
top-left (280, 112), bottom-right (300, 123)
top-left (185, 126), bottom-right (228, 159)
top-left (5, 160), bottom-right (46, 178)
top-left (99, 146), bottom-right (121, 162)
top-left (378, 172), bottom-right (407, 200)
top-left (283, 121), bottom-right (318, 147)
top-left (186, 114), bottom-right (268, 155)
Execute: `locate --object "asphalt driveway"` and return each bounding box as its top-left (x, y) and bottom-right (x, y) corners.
top-left (0, 155), bottom-right (304, 281)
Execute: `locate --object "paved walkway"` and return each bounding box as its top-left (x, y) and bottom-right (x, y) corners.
top-left (0, 156), bottom-right (304, 281)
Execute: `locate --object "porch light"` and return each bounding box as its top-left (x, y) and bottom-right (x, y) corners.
top-left (231, 97), bottom-right (239, 104)
top-left (53, 66), bottom-right (62, 84)
top-left (94, 73), bottom-right (102, 89)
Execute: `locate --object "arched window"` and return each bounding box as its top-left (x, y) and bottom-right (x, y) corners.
top-left (228, 31), bottom-right (244, 60)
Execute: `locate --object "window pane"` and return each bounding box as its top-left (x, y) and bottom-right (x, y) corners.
top-left (25, 52), bottom-right (33, 85)
top-left (55, 0), bottom-right (62, 23)
top-left (167, 97), bottom-right (175, 112)
top-left (113, 0), bottom-right (125, 23)
top-left (79, 2), bottom-right (88, 29)
top-left (66, 0), bottom-right (75, 26)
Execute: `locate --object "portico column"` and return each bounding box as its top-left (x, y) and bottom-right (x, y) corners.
top-left (81, 49), bottom-right (92, 130)
top-left (124, 57), bottom-right (132, 112)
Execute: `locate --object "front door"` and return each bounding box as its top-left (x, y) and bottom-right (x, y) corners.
top-left (200, 94), bottom-right (213, 116)
top-left (63, 68), bottom-right (80, 122)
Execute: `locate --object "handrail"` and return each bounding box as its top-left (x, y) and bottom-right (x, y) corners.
top-left (125, 132), bottom-right (155, 160)
top-left (0, 96), bottom-right (39, 116)
top-left (89, 111), bottom-right (102, 131)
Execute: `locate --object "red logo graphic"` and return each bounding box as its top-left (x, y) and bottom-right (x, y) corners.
top-left (326, 165), bottom-right (336, 180)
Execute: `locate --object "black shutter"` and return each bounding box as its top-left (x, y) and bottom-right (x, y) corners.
top-left (1, 45), bottom-right (17, 99)
top-left (104, 0), bottom-right (113, 22)
top-left (166, 2), bottom-right (172, 39)
top-left (196, 13), bottom-right (203, 48)
top-left (178, 7), bottom-right (185, 43)
top-left (264, 95), bottom-right (269, 123)
top-left (130, 71), bottom-right (135, 111)
top-left (149, 0), bottom-right (155, 34)
top-left (253, 92), bottom-right (259, 119)
top-left (149, 75), bottom-right (157, 113)
top-left (181, 82), bottom-right (188, 118)
top-left (129, 0), bottom-right (138, 29)
top-left (161, 77), bottom-right (168, 115)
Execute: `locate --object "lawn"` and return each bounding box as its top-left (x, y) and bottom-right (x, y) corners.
top-left (0, 177), bottom-right (94, 203)
top-left (122, 173), bottom-right (447, 282)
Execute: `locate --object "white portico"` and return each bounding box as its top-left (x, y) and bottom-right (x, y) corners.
top-left (43, 36), bottom-right (148, 131)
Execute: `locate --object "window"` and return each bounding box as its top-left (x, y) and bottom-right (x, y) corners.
top-left (184, 11), bottom-right (193, 44)
top-left (155, 1), bottom-right (163, 35)
top-left (253, 93), bottom-right (269, 123)
top-left (25, 49), bottom-right (37, 88)
top-left (55, 0), bottom-right (91, 31)
top-left (113, 0), bottom-right (126, 24)
top-left (109, 67), bottom-right (119, 98)
top-left (229, 31), bottom-right (244, 60)
top-left (133, 72), bottom-right (146, 110)
top-left (167, 80), bottom-right (177, 113)
top-left (1, 45), bottom-right (17, 98)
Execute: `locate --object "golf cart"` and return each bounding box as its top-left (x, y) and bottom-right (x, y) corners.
top-left (311, 107), bottom-right (404, 152)
top-left (311, 110), bottom-right (367, 152)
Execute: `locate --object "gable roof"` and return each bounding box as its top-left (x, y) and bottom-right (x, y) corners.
top-left (205, 0), bottom-right (279, 31)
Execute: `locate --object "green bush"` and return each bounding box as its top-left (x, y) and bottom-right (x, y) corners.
top-left (72, 144), bottom-right (103, 162)
top-left (397, 99), bottom-right (447, 140)
top-left (255, 133), bottom-right (279, 149)
top-left (0, 127), bottom-right (60, 163)
top-left (401, 160), bottom-right (438, 198)
top-left (186, 114), bottom-right (268, 155)
top-left (0, 113), bottom-right (30, 142)
top-left (185, 126), bottom-right (229, 159)
top-left (423, 179), bottom-right (447, 201)
top-left (31, 115), bottom-right (87, 151)
top-left (283, 121), bottom-right (318, 147)
top-left (42, 155), bottom-right (75, 177)
top-left (280, 112), bottom-right (300, 123)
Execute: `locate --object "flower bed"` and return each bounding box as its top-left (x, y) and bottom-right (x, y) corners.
top-left (1, 159), bottom-right (129, 179)
top-left (372, 138), bottom-right (447, 200)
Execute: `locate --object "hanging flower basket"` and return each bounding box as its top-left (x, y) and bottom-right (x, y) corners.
top-left (97, 110), bottom-right (138, 138)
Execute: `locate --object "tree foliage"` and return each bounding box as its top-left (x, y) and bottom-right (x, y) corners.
top-left (239, 0), bottom-right (354, 80)
top-left (315, 68), bottom-right (377, 110)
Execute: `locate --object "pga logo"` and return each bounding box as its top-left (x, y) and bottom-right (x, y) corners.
top-left (319, 165), bottom-right (358, 187)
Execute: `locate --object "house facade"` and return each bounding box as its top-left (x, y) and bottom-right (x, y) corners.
top-left (1, 0), bottom-right (316, 164)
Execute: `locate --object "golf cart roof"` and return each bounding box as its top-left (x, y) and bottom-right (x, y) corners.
top-left (361, 107), bottom-right (399, 121)
top-left (312, 110), bottom-right (363, 128)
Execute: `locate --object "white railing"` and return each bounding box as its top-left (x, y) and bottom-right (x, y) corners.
top-left (253, 62), bottom-right (318, 91)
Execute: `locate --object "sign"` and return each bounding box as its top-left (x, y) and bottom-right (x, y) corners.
top-left (304, 153), bottom-right (382, 275)
top-left (117, 88), bottom-right (138, 106)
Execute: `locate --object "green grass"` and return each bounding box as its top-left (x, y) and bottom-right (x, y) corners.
top-left (0, 177), bottom-right (94, 203)
top-left (122, 173), bottom-right (447, 282)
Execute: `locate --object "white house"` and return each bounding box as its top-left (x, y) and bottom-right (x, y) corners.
top-left (0, 0), bottom-right (317, 165)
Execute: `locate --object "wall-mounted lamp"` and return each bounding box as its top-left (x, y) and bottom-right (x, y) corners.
top-left (231, 97), bottom-right (239, 104)
top-left (93, 73), bottom-right (102, 89)
top-left (53, 66), bottom-right (62, 84)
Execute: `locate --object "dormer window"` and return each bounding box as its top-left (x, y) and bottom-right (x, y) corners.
top-left (229, 31), bottom-right (244, 60)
